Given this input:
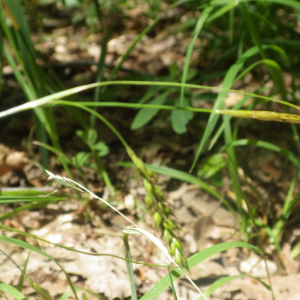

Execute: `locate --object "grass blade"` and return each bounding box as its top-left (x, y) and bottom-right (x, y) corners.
top-left (190, 44), bottom-right (285, 171)
top-left (180, 5), bottom-right (213, 106)
top-left (123, 233), bottom-right (138, 300)
top-left (16, 252), bottom-right (30, 292)
top-left (198, 274), bottom-right (271, 300)
top-left (0, 283), bottom-right (26, 300)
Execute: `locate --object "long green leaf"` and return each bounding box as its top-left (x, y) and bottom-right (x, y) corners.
top-left (0, 196), bottom-right (64, 203)
top-left (211, 0), bottom-right (300, 10)
top-left (180, 5), bottom-right (213, 106)
top-left (223, 114), bottom-right (248, 239)
top-left (198, 273), bottom-right (271, 299)
top-left (206, 0), bottom-right (236, 23)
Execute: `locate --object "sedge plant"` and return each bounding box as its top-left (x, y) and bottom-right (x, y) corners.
top-left (2, 0), bottom-right (300, 299)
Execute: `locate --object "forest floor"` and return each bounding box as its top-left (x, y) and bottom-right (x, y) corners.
top-left (1, 2), bottom-right (300, 300)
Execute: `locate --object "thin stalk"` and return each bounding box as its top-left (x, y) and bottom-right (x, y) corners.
top-left (90, 28), bottom-right (112, 127)
top-left (123, 233), bottom-right (138, 300)
top-left (91, 0), bottom-right (103, 31)
top-left (1, 80), bottom-right (299, 120)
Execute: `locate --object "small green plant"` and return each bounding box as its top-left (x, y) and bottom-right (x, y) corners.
top-left (76, 128), bottom-right (114, 193)
top-left (131, 62), bottom-right (196, 134)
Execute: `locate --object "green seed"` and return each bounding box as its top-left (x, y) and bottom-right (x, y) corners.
top-left (153, 186), bottom-right (166, 201)
top-left (169, 242), bottom-right (176, 256)
top-left (146, 168), bottom-right (156, 179)
top-left (164, 229), bottom-right (173, 244)
top-left (153, 212), bottom-right (162, 227)
top-left (172, 237), bottom-right (182, 251)
top-left (157, 202), bottom-right (164, 213)
top-left (165, 207), bottom-right (171, 215)
top-left (167, 219), bottom-right (178, 229)
top-left (132, 154), bottom-right (144, 171)
top-left (144, 179), bottom-right (153, 193)
top-left (174, 248), bottom-right (184, 266)
top-left (145, 193), bottom-right (153, 206)
top-left (163, 221), bottom-right (173, 231)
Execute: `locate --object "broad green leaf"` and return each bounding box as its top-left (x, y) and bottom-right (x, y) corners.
top-left (72, 152), bottom-right (91, 167)
top-left (93, 141), bottom-right (109, 157)
top-left (76, 129), bottom-right (98, 147)
top-left (83, 294), bottom-right (89, 300)
top-left (131, 90), bottom-right (171, 130)
top-left (0, 283), bottom-right (25, 300)
top-left (138, 85), bottom-right (167, 104)
top-left (171, 98), bottom-right (193, 134)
